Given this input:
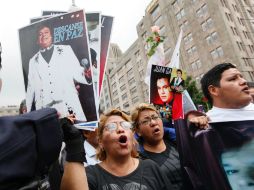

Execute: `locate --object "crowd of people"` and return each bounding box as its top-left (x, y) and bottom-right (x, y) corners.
top-left (62, 62), bottom-right (254, 190)
top-left (1, 42), bottom-right (254, 190)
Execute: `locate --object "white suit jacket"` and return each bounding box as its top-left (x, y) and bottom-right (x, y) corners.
top-left (26, 45), bottom-right (90, 121)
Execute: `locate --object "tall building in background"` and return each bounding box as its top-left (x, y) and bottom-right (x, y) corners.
top-left (100, 0), bottom-right (254, 112)
top-left (137, 0), bottom-right (254, 83)
top-left (100, 42), bottom-right (149, 113)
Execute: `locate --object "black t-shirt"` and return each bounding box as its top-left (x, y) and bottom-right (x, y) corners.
top-left (139, 140), bottom-right (183, 190)
top-left (86, 159), bottom-right (173, 190)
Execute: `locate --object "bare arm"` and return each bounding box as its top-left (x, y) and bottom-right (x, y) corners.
top-left (61, 162), bottom-right (88, 190)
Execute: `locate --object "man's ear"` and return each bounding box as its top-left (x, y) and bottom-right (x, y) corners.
top-left (208, 85), bottom-right (219, 97)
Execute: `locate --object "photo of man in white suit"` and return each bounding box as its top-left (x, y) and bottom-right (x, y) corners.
top-left (26, 25), bottom-right (92, 121)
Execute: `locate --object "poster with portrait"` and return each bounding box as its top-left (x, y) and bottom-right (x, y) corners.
top-left (99, 15), bottom-right (114, 96)
top-left (86, 12), bottom-right (101, 98)
top-left (19, 10), bottom-right (98, 126)
top-left (150, 65), bottom-right (173, 120)
top-left (150, 65), bottom-right (187, 120)
top-left (169, 68), bottom-right (186, 93)
top-left (175, 119), bottom-right (254, 189)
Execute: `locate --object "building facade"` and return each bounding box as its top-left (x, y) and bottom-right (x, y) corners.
top-left (100, 42), bottom-right (149, 113)
top-left (137, 0), bottom-right (254, 83)
top-left (100, 0), bottom-right (254, 112)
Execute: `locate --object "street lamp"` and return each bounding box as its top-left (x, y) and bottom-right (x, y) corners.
top-left (69, 0), bottom-right (80, 12)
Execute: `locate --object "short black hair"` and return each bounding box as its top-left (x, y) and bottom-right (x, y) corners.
top-left (155, 70), bottom-right (170, 84)
top-left (177, 69), bottom-right (182, 74)
top-left (37, 24), bottom-right (53, 36)
top-left (156, 76), bottom-right (170, 87)
top-left (200, 63), bottom-right (236, 104)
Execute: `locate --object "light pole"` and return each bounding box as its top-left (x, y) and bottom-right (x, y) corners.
top-left (72, 0), bottom-right (76, 6)
top-left (69, 0), bottom-right (80, 12)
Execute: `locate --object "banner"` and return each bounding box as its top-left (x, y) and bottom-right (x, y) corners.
top-left (86, 12), bottom-right (101, 98)
top-left (175, 119), bottom-right (254, 190)
top-left (166, 29), bottom-right (182, 68)
top-left (150, 65), bottom-right (186, 120)
top-left (19, 10), bottom-right (98, 125)
top-left (99, 15), bottom-right (114, 96)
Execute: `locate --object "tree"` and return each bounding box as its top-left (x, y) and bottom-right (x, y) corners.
top-left (185, 76), bottom-right (211, 112)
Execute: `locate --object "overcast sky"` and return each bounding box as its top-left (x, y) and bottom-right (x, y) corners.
top-left (0, 0), bottom-right (151, 106)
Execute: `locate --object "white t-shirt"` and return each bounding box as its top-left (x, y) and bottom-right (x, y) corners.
top-left (207, 103), bottom-right (254, 123)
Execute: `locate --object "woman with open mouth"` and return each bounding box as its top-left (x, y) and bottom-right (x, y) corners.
top-left (85, 109), bottom-right (173, 190)
top-left (131, 103), bottom-right (190, 190)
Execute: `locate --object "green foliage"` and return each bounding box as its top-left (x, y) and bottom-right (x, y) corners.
top-left (185, 76), bottom-right (211, 112)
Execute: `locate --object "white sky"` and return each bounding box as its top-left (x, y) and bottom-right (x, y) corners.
top-left (0, 0), bottom-right (151, 106)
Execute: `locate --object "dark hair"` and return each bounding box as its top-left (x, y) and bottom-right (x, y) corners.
top-left (177, 69), bottom-right (182, 74)
top-left (155, 70), bottom-right (171, 85)
top-left (37, 24), bottom-right (53, 36)
top-left (200, 63), bottom-right (236, 104)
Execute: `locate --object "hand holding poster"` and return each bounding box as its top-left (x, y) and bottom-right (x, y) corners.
top-left (19, 10), bottom-right (98, 125)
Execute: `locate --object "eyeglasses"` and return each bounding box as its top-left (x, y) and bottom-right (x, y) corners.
top-left (139, 115), bottom-right (161, 126)
top-left (104, 121), bottom-right (133, 133)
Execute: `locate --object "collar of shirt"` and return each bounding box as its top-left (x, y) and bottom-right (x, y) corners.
top-left (207, 103), bottom-right (254, 123)
top-left (40, 44), bottom-right (54, 52)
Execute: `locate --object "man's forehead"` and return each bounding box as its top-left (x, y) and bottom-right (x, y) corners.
top-left (221, 68), bottom-right (241, 77)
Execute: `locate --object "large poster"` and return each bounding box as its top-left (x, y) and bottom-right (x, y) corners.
top-left (175, 119), bottom-right (254, 189)
top-left (99, 15), bottom-right (114, 96)
top-left (150, 65), bottom-right (186, 120)
top-left (86, 12), bottom-right (101, 98)
top-left (19, 10), bottom-right (98, 124)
